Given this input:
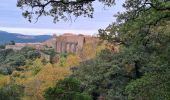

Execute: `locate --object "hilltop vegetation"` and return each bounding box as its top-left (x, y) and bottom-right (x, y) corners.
top-left (0, 47), bottom-right (41, 75)
top-left (17, 0), bottom-right (170, 100)
top-left (1, 0), bottom-right (170, 100)
top-left (0, 41), bottom-right (104, 100)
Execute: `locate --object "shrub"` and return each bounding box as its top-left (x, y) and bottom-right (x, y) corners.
top-left (44, 78), bottom-right (92, 100)
top-left (0, 84), bottom-right (24, 100)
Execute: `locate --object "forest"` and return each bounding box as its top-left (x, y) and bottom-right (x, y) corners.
top-left (1, 0), bottom-right (170, 100)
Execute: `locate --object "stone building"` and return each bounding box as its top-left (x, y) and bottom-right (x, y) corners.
top-left (55, 33), bottom-right (98, 53)
top-left (5, 33), bottom-right (99, 54)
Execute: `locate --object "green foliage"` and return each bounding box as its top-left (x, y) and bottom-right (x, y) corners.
top-left (27, 50), bottom-right (41, 60)
top-left (41, 49), bottom-right (56, 56)
top-left (0, 45), bottom-right (5, 49)
top-left (30, 1), bottom-right (168, 100)
top-left (74, 49), bottom-right (132, 99)
top-left (9, 41), bottom-right (15, 45)
top-left (44, 78), bottom-right (92, 100)
top-left (41, 49), bottom-right (57, 63)
top-left (17, 0), bottom-right (115, 22)
top-left (60, 52), bottom-right (68, 58)
top-left (0, 0), bottom-right (169, 100)
top-left (0, 47), bottom-right (42, 75)
top-left (97, 0), bottom-right (170, 100)
top-left (0, 84), bottom-right (24, 100)
top-left (0, 49), bottom-right (13, 63)
top-left (126, 72), bottom-right (170, 100)
top-left (31, 59), bottom-right (44, 75)
top-left (6, 54), bottom-right (26, 67)
top-left (58, 53), bottom-right (68, 67)
top-left (59, 56), bottom-right (67, 67)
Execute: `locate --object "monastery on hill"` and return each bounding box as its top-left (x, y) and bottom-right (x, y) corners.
top-left (55, 33), bottom-right (98, 53)
top-left (5, 33), bottom-right (99, 53)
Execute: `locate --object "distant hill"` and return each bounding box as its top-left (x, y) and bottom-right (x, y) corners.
top-left (0, 31), bottom-right (52, 44)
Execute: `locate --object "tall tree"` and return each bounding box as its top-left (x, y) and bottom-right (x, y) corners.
top-left (98, 0), bottom-right (170, 99)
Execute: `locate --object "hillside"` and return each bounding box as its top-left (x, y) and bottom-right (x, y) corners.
top-left (0, 31), bottom-right (52, 44)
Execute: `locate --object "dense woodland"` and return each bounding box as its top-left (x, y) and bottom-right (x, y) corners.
top-left (1, 0), bottom-right (170, 100)
top-left (0, 41), bottom-right (104, 100)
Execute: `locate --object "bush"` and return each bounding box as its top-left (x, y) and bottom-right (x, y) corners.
top-left (0, 84), bottom-right (24, 100)
top-left (41, 49), bottom-right (57, 63)
top-left (31, 58), bottom-right (44, 75)
top-left (0, 45), bottom-right (5, 49)
top-left (44, 78), bottom-right (92, 100)
top-left (27, 50), bottom-right (41, 60)
top-left (0, 47), bottom-right (42, 75)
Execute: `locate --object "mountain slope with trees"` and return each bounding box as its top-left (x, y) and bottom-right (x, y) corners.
top-left (1, 0), bottom-right (170, 100)
top-left (30, 0), bottom-right (170, 100)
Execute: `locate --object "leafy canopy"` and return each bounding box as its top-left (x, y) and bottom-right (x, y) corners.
top-left (98, 0), bottom-right (170, 99)
top-left (17, 0), bottom-right (115, 22)
top-left (15, 0), bottom-right (170, 100)
top-left (44, 77), bottom-right (92, 100)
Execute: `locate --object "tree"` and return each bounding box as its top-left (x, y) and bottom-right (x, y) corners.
top-left (98, 0), bottom-right (170, 99)
top-left (0, 84), bottom-right (24, 100)
top-left (31, 58), bottom-right (44, 75)
top-left (0, 45), bottom-right (5, 49)
top-left (41, 49), bottom-right (56, 63)
top-left (44, 77), bottom-right (92, 100)
top-left (17, 0), bottom-right (115, 22)
top-left (74, 49), bottom-right (135, 100)
top-left (9, 41), bottom-right (15, 45)
top-left (0, 47), bottom-right (42, 75)
top-left (27, 50), bottom-right (41, 60)
top-left (16, 0), bottom-right (170, 99)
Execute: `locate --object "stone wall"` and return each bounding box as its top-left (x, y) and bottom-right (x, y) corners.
top-left (55, 33), bottom-right (99, 53)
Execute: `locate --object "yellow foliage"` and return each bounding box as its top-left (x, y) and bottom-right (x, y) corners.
top-left (31, 58), bottom-right (44, 75)
top-left (22, 62), bottom-right (72, 100)
top-left (37, 63), bottom-right (70, 83)
top-left (65, 54), bottom-right (81, 67)
top-left (0, 75), bottom-right (10, 87)
top-left (125, 63), bottom-right (135, 73)
top-left (81, 43), bottom-right (96, 60)
top-left (55, 54), bottom-right (81, 68)
top-left (13, 71), bottom-right (34, 85)
top-left (105, 42), bottom-right (120, 53)
top-left (96, 42), bottom-right (108, 54)
top-left (12, 71), bottom-right (21, 77)
top-left (80, 42), bottom-right (107, 60)
top-left (5, 43), bottom-right (107, 100)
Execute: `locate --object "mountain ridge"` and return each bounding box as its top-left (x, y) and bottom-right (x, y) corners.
top-left (0, 31), bottom-right (52, 44)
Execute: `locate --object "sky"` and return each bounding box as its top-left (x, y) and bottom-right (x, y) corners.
top-left (0, 0), bottom-right (124, 35)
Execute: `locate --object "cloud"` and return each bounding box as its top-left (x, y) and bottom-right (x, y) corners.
top-left (0, 27), bottom-right (97, 35)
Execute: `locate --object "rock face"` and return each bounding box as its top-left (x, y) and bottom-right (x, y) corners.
top-left (55, 33), bottom-right (98, 53)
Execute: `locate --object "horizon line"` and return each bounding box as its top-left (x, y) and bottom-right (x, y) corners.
top-left (0, 27), bottom-right (98, 36)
